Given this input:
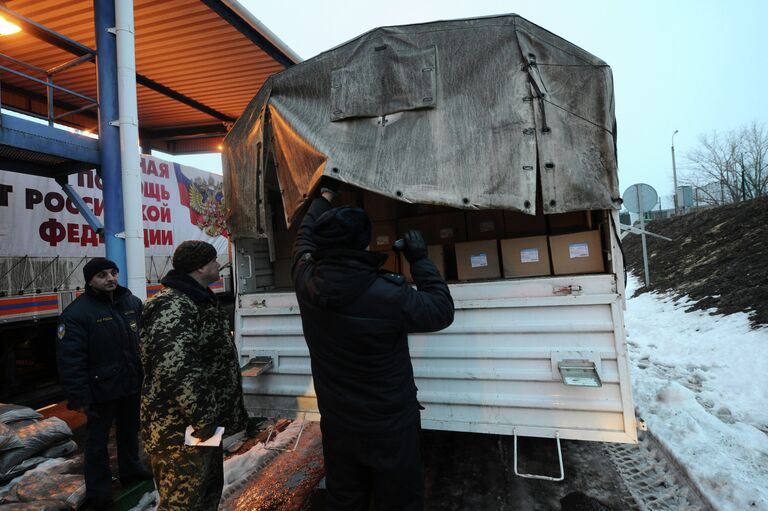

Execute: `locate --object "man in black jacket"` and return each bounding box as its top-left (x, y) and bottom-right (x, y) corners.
top-left (293, 185), bottom-right (454, 511)
top-left (56, 258), bottom-right (150, 509)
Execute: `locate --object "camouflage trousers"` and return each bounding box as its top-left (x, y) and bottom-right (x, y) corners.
top-left (150, 444), bottom-right (223, 511)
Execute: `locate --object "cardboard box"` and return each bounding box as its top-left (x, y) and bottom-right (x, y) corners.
top-left (431, 212), bottom-right (467, 244)
top-left (363, 191), bottom-right (401, 221)
top-left (397, 216), bottom-right (434, 243)
top-left (466, 210), bottom-right (505, 241)
top-left (547, 211), bottom-right (590, 233)
top-left (504, 210), bottom-right (546, 237)
top-left (380, 251), bottom-right (398, 273)
top-left (370, 221), bottom-right (397, 251)
top-left (399, 245), bottom-right (445, 282)
top-left (455, 240), bottom-right (501, 281)
top-left (549, 230), bottom-right (604, 275)
top-left (500, 236), bottom-right (551, 278)
top-left (273, 259), bottom-right (293, 288)
top-left (335, 188), bottom-right (361, 207)
top-left (413, 203), bottom-right (452, 216)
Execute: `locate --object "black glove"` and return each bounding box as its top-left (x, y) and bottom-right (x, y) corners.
top-left (192, 423), bottom-right (217, 441)
top-left (318, 176), bottom-right (341, 196)
top-left (403, 229), bottom-right (428, 263)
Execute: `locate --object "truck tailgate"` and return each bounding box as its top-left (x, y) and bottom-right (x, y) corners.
top-left (236, 273), bottom-right (636, 443)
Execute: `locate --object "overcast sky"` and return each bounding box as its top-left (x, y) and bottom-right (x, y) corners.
top-left (165, 0), bottom-right (767, 209)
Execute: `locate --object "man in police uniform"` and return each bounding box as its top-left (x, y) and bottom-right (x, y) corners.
top-left (140, 240), bottom-right (247, 511)
top-left (56, 257), bottom-right (150, 509)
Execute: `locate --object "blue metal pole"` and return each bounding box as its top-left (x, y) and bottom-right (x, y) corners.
top-left (93, 0), bottom-right (127, 285)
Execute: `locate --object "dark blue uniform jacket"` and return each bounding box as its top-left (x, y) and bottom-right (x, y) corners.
top-left (56, 285), bottom-right (143, 410)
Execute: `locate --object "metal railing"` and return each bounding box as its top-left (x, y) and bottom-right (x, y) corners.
top-left (0, 255), bottom-right (181, 296)
top-left (0, 5), bottom-right (98, 129)
top-left (0, 51), bottom-right (97, 128)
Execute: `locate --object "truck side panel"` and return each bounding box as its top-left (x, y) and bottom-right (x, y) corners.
top-left (237, 273), bottom-right (637, 443)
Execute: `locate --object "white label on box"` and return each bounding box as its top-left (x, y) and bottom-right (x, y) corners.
top-left (439, 227), bottom-right (455, 239)
top-left (479, 220), bottom-right (495, 233)
top-left (470, 253), bottom-right (488, 268)
top-left (375, 235), bottom-right (390, 246)
top-left (568, 242), bottom-right (590, 258)
top-left (520, 248), bottom-right (539, 263)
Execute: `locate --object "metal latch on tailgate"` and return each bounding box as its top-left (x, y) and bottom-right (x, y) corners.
top-left (240, 355), bottom-right (274, 377)
top-left (551, 352), bottom-right (603, 387)
top-left (557, 359), bottom-right (602, 387)
top-left (552, 285), bottom-right (583, 296)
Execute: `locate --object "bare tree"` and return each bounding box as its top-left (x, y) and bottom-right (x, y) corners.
top-left (684, 121), bottom-right (768, 205)
top-left (739, 121), bottom-right (768, 199)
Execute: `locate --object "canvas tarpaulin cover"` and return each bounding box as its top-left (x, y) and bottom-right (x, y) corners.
top-left (223, 14), bottom-right (619, 237)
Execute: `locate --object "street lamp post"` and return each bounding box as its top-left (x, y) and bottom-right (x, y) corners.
top-left (671, 129), bottom-right (679, 215)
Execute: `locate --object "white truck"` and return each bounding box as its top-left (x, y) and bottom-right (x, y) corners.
top-left (222, 14), bottom-right (637, 473)
top-left (0, 154), bottom-right (230, 403)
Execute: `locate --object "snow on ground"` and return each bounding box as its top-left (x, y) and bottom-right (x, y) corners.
top-left (625, 274), bottom-right (768, 511)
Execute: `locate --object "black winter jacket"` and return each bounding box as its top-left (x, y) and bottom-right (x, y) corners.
top-left (293, 197), bottom-right (455, 432)
top-left (56, 285), bottom-right (143, 410)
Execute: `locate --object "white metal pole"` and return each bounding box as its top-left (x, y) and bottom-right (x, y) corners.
top-left (671, 129), bottom-right (679, 216)
top-left (114, 0), bottom-right (147, 300)
top-left (637, 187), bottom-right (650, 287)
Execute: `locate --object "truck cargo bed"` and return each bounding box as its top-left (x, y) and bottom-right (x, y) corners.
top-left (236, 272), bottom-right (637, 444)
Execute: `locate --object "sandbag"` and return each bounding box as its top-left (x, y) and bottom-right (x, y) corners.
top-left (40, 441), bottom-right (77, 460)
top-left (4, 423), bottom-right (34, 432)
top-left (0, 407), bottom-right (41, 426)
top-left (0, 426), bottom-right (21, 453)
top-left (0, 502), bottom-right (68, 510)
top-left (12, 474), bottom-right (85, 509)
top-left (0, 457), bottom-right (47, 484)
top-left (0, 419), bottom-right (71, 476)
top-left (2, 459), bottom-right (84, 510)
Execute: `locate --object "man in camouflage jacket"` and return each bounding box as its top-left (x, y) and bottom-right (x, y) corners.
top-left (140, 240), bottom-right (247, 511)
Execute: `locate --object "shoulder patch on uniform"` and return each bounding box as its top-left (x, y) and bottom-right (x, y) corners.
top-left (56, 323), bottom-right (65, 340)
top-left (380, 272), bottom-right (405, 285)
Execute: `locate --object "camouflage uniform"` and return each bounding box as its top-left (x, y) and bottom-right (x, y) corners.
top-left (140, 270), bottom-right (247, 510)
top-left (149, 444), bottom-right (223, 511)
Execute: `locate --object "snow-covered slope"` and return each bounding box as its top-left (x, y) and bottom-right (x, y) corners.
top-left (625, 274), bottom-right (768, 510)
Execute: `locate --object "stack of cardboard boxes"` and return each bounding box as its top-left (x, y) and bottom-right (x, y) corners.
top-left (366, 191), bottom-right (400, 273)
top-left (269, 188), bottom-right (607, 289)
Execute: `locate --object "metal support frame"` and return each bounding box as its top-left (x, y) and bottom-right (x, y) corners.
top-left (618, 223), bottom-right (672, 242)
top-left (0, 4), bottom-right (236, 128)
top-left (0, 6), bottom-right (95, 57)
top-left (513, 431), bottom-right (565, 482)
top-left (265, 418), bottom-right (308, 453)
top-left (0, 60), bottom-right (97, 126)
top-left (94, 0), bottom-right (127, 284)
top-left (0, 7), bottom-right (97, 128)
top-left (55, 177), bottom-right (104, 235)
top-left (0, 113), bottom-right (100, 169)
top-left (135, 73), bottom-right (235, 123)
top-left (200, 0), bottom-right (296, 68)
top-left (0, 4), bottom-right (234, 131)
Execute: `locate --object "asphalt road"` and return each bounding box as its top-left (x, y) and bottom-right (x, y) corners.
top-left (303, 429), bottom-right (640, 511)
top-left (421, 430), bottom-right (638, 511)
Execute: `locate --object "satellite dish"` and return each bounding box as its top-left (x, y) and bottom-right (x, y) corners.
top-left (622, 183), bottom-right (658, 214)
